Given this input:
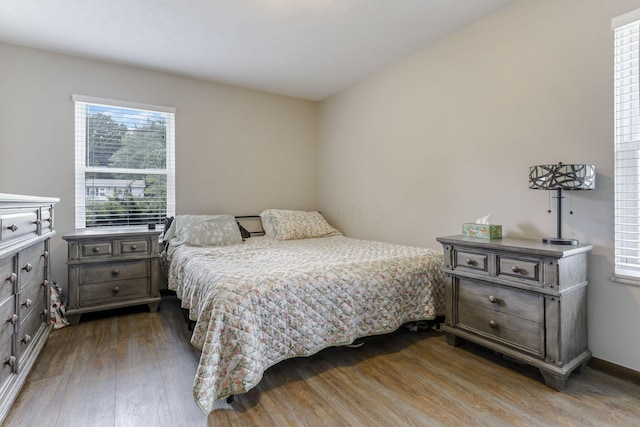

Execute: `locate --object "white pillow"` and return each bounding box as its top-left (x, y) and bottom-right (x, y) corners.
top-left (259, 209), bottom-right (341, 240)
top-left (169, 215), bottom-right (242, 247)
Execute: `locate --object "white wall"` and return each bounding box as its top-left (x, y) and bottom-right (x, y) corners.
top-left (318, 0), bottom-right (640, 372)
top-left (0, 42), bottom-right (318, 288)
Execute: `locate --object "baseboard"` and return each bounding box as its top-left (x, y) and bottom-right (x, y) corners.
top-left (589, 357), bottom-right (640, 386)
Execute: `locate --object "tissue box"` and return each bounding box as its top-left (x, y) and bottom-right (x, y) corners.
top-left (462, 223), bottom-right (502, 239)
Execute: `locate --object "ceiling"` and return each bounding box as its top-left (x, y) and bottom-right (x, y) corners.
top-left (0, 0), bottom-right (517, 101)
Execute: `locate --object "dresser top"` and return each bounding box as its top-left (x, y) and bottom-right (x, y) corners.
top-left (63, 227), bottom-right (161, 240)
top-left (436, 235), bottom-right (593, 257)
top-left (0, 193), bottom-right (59, 204)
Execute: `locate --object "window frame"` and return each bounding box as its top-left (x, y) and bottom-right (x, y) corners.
top-left (73, 95), bottom-right (176, 229)
top-left (613, 10), bottom-right (640, 285)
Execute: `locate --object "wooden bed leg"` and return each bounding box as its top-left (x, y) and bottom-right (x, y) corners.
top-left (226, 395), bottom-right (235, 404)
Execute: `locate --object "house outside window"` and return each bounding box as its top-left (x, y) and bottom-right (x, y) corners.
top-left (73, 95), bottom-right (175, 229)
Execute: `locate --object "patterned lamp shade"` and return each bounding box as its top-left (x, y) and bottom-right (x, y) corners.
top-left (528, 163), bottom-right (596, 191)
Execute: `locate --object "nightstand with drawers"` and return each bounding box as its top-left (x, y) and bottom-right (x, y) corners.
top-left (63, 228), bottom-right (162, 324)
top-left (436, 235), bottom-right (592, 391)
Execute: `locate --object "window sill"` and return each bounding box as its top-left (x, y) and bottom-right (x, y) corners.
top-left (611, 276), bottom-right (640, 287)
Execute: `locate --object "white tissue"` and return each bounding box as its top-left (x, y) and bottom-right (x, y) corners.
top-left (475, 214), bottom-right (491, 225)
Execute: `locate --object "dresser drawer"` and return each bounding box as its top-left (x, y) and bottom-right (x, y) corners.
top-left (79, 278), bottom-right (151, 306)
top-left (0, 210), bottom-right (38, 243)
top-left (18, 278), bottom-right (45, 323)
top-left (80, 241), bottom-right (114, 258)
top-left (0, 311), bottom-right (15, 380)
top-left (458, 301), bottom-right (544, 357)
top-left (40, 206), bottom-right (54, 233)
top-left (16, 304), bottom-right (45, 362)
top-left (454, 249), bottom-right (489, 275)
top-left (497, 254), bottom-right (542, 286)
top-left (458, 278), bottom-right (543, 323)
top-left (79, 260), bottom-right (149, 285)
top-left (0, 256), bottom-right (16, 302)
top-left (0, 298), bottom-right (16, 356)
top-left (121, 239), bottom-right (150, 255)
top-left (18, 241), bottom-right (46, 291)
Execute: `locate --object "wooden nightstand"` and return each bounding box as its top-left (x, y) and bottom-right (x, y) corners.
top-left (63, 228), bottom-right (161, 324)
top-left (436, 235), bottom-right (592, 391)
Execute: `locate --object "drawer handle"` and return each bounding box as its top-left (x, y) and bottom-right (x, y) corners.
top-left (511, 266), bottom-right (521, 274)
top-left (22, 299), bottom-right (33, 308)
top-left (488, 295), bottom-right (497, 304)
top-left (7, 273), bottom-right (17, 284)
top-left (93, 247), bottom-right (100, 253)
top-left (489, 320), bottom-right (498, 329)
top-left (22, 263), bottom-right (33, 272)
top-left (4, 356), bottom-right (16, 368)
top-left (130, 245), bottom-right (137, 250)
top-left (7, 224), bottom-right (18, 232)
top-left (21, 334), bottom-right (32, 345)
top-left (113, 286), bottom-right (120, 294)
top-left (112, 269), bottom-right (120, 277)
top-left (33, 219), bottom-right (41, 225)
top-left (465, 259), bottom-right (475, 266)
top-left (6, 314), bottom-right (19, 325)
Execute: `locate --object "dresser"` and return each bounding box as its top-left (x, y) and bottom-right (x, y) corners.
top-left (0, 193), bottom-right (58, 424)
top-left (63, 228), bottom-right (161, 324)
top-left (436, 235), bottom-right (592, 391)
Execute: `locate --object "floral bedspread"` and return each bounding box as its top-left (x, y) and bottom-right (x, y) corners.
top-left (167, 235), bottom-right (445, 414)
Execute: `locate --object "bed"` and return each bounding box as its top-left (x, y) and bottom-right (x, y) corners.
top-left (164, 210), bottom-right (445, 414)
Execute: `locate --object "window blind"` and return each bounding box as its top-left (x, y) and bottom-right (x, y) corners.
top-left (614, 18), bottom-right (640, 278)
top-left (73, 96), bottom-right (175, 229)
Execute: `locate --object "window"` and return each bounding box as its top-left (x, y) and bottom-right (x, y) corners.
top-left (74, 95), bottom-right (175, 229)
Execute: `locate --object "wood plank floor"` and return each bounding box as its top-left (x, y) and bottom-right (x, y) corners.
top-left (4, 296), bottom-right (640, 427)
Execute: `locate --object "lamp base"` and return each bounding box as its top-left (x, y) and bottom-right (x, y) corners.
top-left (542, 237), bottom-right (579, 245)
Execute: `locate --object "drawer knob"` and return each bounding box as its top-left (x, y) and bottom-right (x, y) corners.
top-left (43, 250), bottom-right (49, 259)
top-left (113, 286), bottom-right (120, 294)
top-left (22, 299), bottom-right (33, 308)
top-left (511, 266), bottom-right (521, 273)
top-left (6, 314), bottom-right (18, 325)
top-left (4, 356), bottom-right (16, 368)
top-left (33, 219), bottom-right (41, 225)
top-left (488, 295), bottom-right (497, 303)
top-left (131, 245), bottom-right (137, 250)
top-left (23, 263), bottom-right (33, 272)
top-left (41, 279), bottom-right (49, 288)
top-left (93, 247), bottom-right (100, 253)
top-left (21, 334), bottom-right (32, 345)
top-left (112, 269), bottom-right (120, 277)
top-left (7, 224), bottom-right (18, 232)
top-left (7, 273), bottom-right (17, 284)
top-left (489, 320), bottom-right (498, 329)
top-left (465, 259), bottom-right (475, 266)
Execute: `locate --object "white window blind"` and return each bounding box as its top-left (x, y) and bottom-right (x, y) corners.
top-left (73, 95), bottom-right (175, 229)
top-left (614, 16), bottom-right (640, 279)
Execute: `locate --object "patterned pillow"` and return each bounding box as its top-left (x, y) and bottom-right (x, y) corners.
top-left (260, 209), bottom-right (341, 240)
top-left (170, 215), bottom-right (243, 247)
